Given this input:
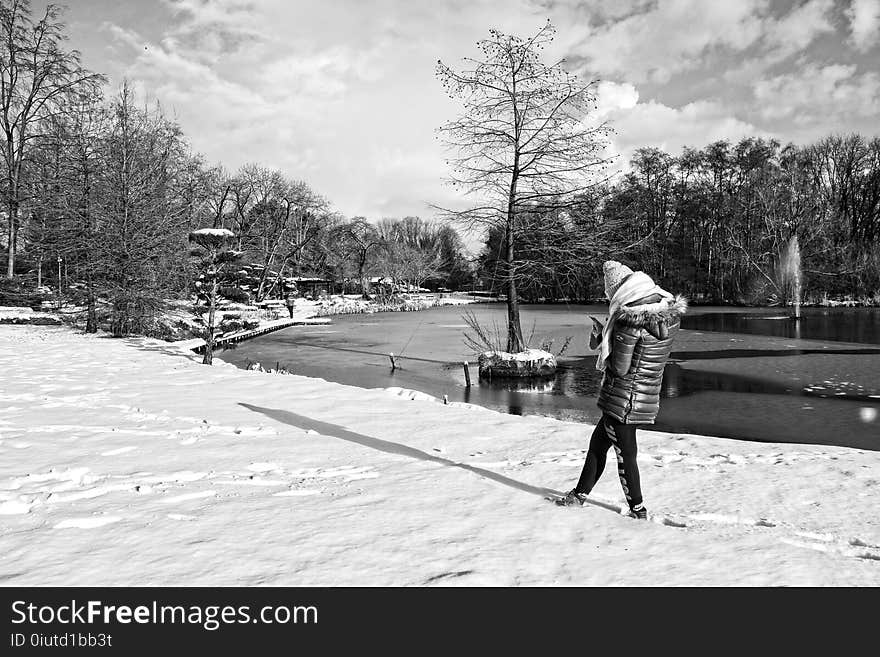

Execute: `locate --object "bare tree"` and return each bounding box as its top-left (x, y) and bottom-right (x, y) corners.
top-left (28, 93), bottom-right (106, 330)
top-left (0, 0), bottom-right (104, 278)
top-left (95, 82), bottom-right (196, 336)
top-left (224, 165), bottom-right (329, 300)
top-left (435, 21), bottom-right (612, 352)
top-left (376, 217), bottom-right (445, 291)
top-left (396, 244), bottom-right (443, 291)
top-left (332, 217), bottom-right (383, 298)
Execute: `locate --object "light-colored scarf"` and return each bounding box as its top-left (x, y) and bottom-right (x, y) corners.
top-left (596, 271), bottom-right (673, 371)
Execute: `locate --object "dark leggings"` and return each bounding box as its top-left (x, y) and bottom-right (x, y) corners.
top-left (574, 414), bottom-right (643, 509)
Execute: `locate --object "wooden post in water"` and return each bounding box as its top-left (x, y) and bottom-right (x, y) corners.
top-left (463, 361), bottom-right (471, 387)
top-left (389, 353), bottom-right (396, 370)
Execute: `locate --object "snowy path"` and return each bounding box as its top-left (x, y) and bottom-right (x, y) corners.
top-left (1, 326), bottom-right (878, 585)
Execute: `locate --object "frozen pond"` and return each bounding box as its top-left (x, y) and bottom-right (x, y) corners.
top-left (220, 303), bottom-right (880, 451)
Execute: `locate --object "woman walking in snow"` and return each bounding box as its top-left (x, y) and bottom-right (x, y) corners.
top-left (556, 261), bottom-right (687, 519)
top-left (285, 288), bottom-right (298, 319)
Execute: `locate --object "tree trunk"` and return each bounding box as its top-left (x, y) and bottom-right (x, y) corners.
top-left (256, 267), bottom-right (270, 302)
top-left (6, 204), bottom-right (16, 278)
top-left (505, 156), bottom-right (524, 353)
top-left (202, 275), bottom-right (217, 365)
top-left (86, 296), bottom-right (97, 333)
top-left (86, 286), bottom-right (97, 334)
top-left (359, 254), bottom-right (371, 299)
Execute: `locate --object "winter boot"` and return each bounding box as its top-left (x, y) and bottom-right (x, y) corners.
top-left (627, 503), bottom-right (648, 520)
top-left (555, 489), bottom-right (588, 507)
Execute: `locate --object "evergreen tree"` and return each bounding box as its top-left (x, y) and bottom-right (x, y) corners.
top-left (188, 227), bottom-right (242, 365)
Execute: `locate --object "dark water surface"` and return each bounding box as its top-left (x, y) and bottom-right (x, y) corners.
top-left (681, 307), bottom-right (880, 344)
top-left (220, 303), bottom-right (880, 451)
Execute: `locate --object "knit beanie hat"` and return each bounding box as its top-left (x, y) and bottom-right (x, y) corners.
top-left (603, 261), bottom-right (635, 299)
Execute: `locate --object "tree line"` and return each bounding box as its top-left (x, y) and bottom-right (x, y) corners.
top-left (472, 133), bottom-right (880, 306)
top-left (0, 1), bottom-right (474, 337)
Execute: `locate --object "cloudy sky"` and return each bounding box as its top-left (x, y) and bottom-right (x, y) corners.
top-left (58, 0), bottom-right (880, 220)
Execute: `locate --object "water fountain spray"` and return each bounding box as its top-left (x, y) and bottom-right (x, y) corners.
top-left (780, 235), bottom-right (802, 321)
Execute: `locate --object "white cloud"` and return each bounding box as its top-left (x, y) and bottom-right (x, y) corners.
top-left (721, 0), bottom-right (835, 86)
top-left (753, 64), bottom-right (880, 123)
top-left (608, 99), bottom-right (763, 166)
top-left (259, 45), bottom-right (387, 101)
top-left (846, 0), bottom-right (880, 51)
top-left (588, 79), bottom-right (764, 169)
top-left (594, 80), bottom-right (639, 117)
top-left (763, 0), bottom-right (835, 56)
top-left (160, 0), bottom-right (261, 32)
top-left (569, 0), bottom-right (836, 85)
top-left (568, 0), bottom-right (767, 83)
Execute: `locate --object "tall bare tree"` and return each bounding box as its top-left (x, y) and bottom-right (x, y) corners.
top-left (332, 217), bottom-right (383, 298)
top-left (436, 21), bottom-right (612, 352)
top-left (28, 93), bottom-right (106, 330)
top-left (95, 82), bottom-right (196, 336)
top-left (376, 217), bottom-right (445, 291)
top-left (0, 0), bottom-right (104, 278)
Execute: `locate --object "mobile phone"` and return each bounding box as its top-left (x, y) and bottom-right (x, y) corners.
top-left (588, 317), bottom-right (603, 349)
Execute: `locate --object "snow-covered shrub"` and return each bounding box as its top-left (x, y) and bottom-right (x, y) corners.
top-left (189, 228), bottom-right (244, 364)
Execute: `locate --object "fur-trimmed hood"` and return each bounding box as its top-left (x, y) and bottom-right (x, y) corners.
top-left (616, 294), bottom-right (688, 338)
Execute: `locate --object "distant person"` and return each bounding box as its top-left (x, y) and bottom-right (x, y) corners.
top-left (285, 289), bottom-right (297, 318)
top-left (556, 261), bottom-right (687, 519)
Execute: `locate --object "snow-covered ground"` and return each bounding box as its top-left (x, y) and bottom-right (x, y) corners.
top-left (1, 324), bottom-right (878, 586)
top-left (0, 306), bottom-right (61, 325)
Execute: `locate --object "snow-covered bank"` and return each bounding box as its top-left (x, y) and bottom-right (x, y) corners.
top-left (0, 306), bottom-right (61, 325)
top-left (310, 293), bottom-right (480, 316)
top-left (1, 325), bottom-right (878, 586)
top-left (169, 293), bottom-right (480, 351)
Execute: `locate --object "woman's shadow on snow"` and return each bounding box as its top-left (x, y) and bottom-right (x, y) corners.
top-left (239, 402), bottom-right (621, 513)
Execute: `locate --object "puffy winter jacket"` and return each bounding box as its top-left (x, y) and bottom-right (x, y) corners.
top-left (597, 295), bottom-right (687, 424)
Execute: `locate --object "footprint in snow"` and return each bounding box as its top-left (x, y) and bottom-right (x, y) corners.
top-left (100, 446), bottom-right (138, 456)
top-left (161, 490), bottom-right (217, 504)
top-left (273, 489), bottom-right (321, 497)
top-left (780, 535), bottom-right (880, 562)
top-left (214, 476), bottom-right (288, 487)
top-left (167, 513), bottom-right (197, 521)
top-left (54, 516), bottom-right (122, 529)
top-left (0, 498), bottom-right (36, 515)
top-left (247, 462), bottom-right (281, 473)
top-left (686, 512), bottom-right (775, 527)
top-left (653, 516), bottom-right (688, 528)
top-left (167, 470), bottom-right (208, 483)
top-left (46, 484), bottom-right (132, 503)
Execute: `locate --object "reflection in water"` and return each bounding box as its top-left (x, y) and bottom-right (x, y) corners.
top-left (482, 377), bottom-right (556, 394)
top-left (488, 358), bottom-right (879, 402)
top-left (490, 360), bottom-right (798, 400)
top-left (661, 363), bottom-right (794, 397)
